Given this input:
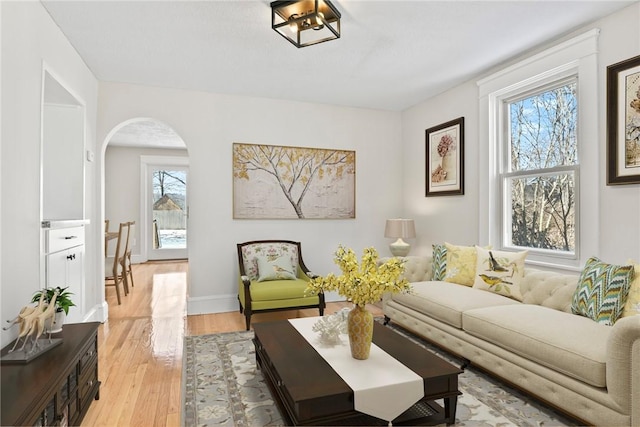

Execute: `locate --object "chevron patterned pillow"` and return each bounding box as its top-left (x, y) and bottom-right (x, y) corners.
top-left (571, 257), bottom-right (634, 325)
top-left (432, 244), bottom-right (447, 281)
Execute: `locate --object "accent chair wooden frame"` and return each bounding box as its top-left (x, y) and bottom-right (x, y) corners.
top-left (237, 239), bottom-right (326, 330)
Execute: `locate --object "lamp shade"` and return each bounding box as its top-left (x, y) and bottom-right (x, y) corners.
top-left (271, 0), bottom-right (341, 48)
top-left (384, 219), bottom-right (416, 239)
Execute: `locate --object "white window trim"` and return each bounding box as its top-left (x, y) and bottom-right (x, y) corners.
top-left (478, 29), bottom-right (599, 271)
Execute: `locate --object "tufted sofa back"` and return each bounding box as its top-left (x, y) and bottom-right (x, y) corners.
top-left (390, 255), bottom-right (579, 313)
top-left (399, 256), bottom-right (433, 283)
top-left (519, 268), bottom-right (579, 313)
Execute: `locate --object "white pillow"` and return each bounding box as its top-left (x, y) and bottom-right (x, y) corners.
top-left (472, 247), bottom-right (527, 301)
top-left (256, 255), bottom-right (297, 282)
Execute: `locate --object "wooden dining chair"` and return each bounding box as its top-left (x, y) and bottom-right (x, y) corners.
top-left (105, 222), bottom-right (127, 304)
top-left (120, 221), bottom-right (135, 292)
top-left (104, 219), bottom-right (110, 254)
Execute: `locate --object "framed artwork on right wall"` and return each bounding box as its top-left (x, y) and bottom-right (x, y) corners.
top-left (425, 117), bottom-right (465, 196)
top-left (607, 54), bottom-right (640, 185)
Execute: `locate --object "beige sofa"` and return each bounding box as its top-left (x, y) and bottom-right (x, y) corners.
top-left (382, 255), bottom-right (640, 426)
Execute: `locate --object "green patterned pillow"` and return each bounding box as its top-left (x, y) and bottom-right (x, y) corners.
top-left (571, 257), bottom-right (634, 325)
top-left (432, 244), bottom-right (447, 281)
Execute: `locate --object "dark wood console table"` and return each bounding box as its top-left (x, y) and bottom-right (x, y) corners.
top-left (1, 322), bottom-right (101, 426)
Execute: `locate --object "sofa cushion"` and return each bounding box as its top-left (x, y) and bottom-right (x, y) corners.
top-left (432, 244), bottom-right (447, 281)
top-left (444, 243), bottom-right (478, 286)
top-left (472, 247), bottom-right (527, 301)
top-left (391, 281), bottom-right (520, 329)
top-left (621, 261), bottom-right (640, 318)
top-left (571, 257), bottom-right (634, 326)
top-left (463, 304), bottom-right (610, 387)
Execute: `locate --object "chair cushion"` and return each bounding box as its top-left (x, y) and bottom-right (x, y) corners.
top-left (241, 242), bottom-right (299, 281)
top-left (250, 279), bottom-right (310, 301)
top-left (391, 281), bottom-right (519, 329)
top-left (621, 261), bottom-right (640, 317)
top-left (257, 255), bottom-right (296, 281)
top-left (463, 304), bottom-right (610, 387)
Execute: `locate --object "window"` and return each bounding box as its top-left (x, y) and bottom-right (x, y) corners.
top-left (502, 80), bottom-right (578, 255)
top-left (478, 29), bottom-right (599, 268)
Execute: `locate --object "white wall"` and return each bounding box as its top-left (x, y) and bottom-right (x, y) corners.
top-left (1, 2), bottom-right (99, 348)
top-left (401, 3), bottom-right (640, 267)
top-left (97, 83), bottom-right (404, 314)
top-left (402, 81), bottom-right (480, 254)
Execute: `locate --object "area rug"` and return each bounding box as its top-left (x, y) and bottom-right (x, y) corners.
top-left (182, 322), bottom-right (579, 426)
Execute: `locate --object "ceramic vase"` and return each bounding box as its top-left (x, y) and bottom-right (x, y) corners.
top-left (347, 305), bottom-right (373, 360)
top-left (46, 310), bottom-right (65, 333)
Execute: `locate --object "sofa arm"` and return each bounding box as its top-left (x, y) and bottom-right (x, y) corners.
top-left (606, 315), bottom-right (640, 422)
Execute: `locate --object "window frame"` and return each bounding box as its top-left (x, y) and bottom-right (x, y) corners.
top-left (477, 29), bottom-right (599, 271)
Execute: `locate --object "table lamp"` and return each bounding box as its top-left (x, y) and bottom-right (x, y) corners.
top-left (384, 219), bottom-right (416, 257)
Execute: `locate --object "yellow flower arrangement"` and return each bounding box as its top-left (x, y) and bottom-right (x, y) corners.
top-left (305, 245), bottom-right (411, 308)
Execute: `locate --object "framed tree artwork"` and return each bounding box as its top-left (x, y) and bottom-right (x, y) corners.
top-left (425, 117), bottom-right (464, 196)
top-left (607, 54), bottom-right (640, 185)
top-left (233, 143), bottom-right (356, 219)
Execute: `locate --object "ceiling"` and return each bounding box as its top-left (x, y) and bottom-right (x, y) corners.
top-left (41, 0), bottom-right (636, 148)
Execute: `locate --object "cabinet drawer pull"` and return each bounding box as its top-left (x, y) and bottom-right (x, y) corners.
top-left (66, 253), bottom-right (76, 260)
top-left (64, 235), bottom-right (78, 240)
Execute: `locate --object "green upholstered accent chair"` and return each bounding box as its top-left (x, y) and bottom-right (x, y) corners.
top-left (237, 240), bottom-right (325, 330)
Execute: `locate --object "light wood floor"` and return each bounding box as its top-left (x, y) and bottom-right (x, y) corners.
top-left (83, 261), bottom-right (382, 426)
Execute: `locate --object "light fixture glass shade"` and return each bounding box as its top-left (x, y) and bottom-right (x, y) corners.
top-left (271, 0), bottom-right (341, 48)
top-left (384, 219), bottom-right (416, 257)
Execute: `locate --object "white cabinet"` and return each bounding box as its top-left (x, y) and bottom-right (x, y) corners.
top-left (44, 224), bottom-right (86, 324)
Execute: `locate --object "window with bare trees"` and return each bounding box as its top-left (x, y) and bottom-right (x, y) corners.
top-left (502, 79), bottom-right (578, 254)
top-left (479, 30), bottom-right (599, 267)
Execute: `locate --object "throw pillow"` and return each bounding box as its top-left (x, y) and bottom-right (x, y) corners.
top-left (621, 260), bottom-right (640, 318)
top-left (256, 255), bottom-right (297, 282)
top-left (571, 257), bottom-right (634, 326)
top-left (472, 247), bottom-right (528, 301)
top-left (443, 243), bottom-right (479, 286)
top-left (432, 244), bottom-right (447, 281)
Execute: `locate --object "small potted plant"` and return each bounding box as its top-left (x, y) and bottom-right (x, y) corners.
top-left (31, 286), bottom-right (75, 333)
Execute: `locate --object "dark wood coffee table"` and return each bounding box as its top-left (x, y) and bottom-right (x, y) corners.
top-left (253, 320), bottom-right (462, 426)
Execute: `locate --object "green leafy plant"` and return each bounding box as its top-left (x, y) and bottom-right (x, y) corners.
top-left (31, 286), bottom-right (76, 315)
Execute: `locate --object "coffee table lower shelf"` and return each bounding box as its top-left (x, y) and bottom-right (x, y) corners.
top-left (260, 356), bottom-right (450, 426)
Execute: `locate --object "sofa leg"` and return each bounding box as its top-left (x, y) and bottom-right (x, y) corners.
top-left (245, 313), bottom-right (251, 331)
top-left (460, 358), bottom-right (471, 370)
top-left (383, 315), bottom-right (391, 325)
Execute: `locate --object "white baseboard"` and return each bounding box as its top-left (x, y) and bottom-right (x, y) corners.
top-left (187, 293), bottom-right (238, 315)
top-left (186, 293), bottom-right (345, 316)
top-left (83, 301), bottom-right (108, 323)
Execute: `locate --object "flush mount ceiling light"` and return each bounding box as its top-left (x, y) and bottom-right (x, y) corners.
top-left (271, 0), bottom-right (341, 48)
